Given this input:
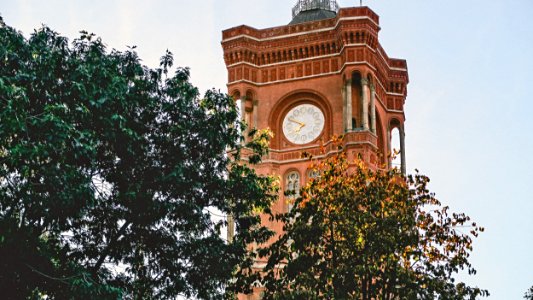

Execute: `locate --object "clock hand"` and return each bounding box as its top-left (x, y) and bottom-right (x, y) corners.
top-left (289, 124), bottom-right (305, 134)
top-left (289, 127), bottom-right (301, 134)
top-left (288, 117), bottom-right (305, 126)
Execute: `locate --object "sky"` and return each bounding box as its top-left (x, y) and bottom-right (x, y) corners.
top-left (1, 0), bottom-right (532, 298)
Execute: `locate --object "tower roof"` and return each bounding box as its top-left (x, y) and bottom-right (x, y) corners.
top-left (289, 0), bottom-right (339, 25)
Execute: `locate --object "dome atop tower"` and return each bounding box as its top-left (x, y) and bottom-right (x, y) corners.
top-left (289, 0), bottom-right (340, 25)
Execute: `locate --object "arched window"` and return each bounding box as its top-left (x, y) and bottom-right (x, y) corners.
top-left (245, 90), bottom-right (254, 128)
top-left (350, 71), bottom-right (363, 130)
top-left (285, 171), bottom-right (300, 211)
top-left (308, 169), bottom-right (320, 181)
top-left (390, 127), bottom-right (401, 169)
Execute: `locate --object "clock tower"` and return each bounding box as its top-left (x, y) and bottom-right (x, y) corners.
top-left (221, 1), bottom-right (408, 297)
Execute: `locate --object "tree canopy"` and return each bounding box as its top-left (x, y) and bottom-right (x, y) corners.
top-left (259, 144), bottom-right (488, 299)
top-left (0, 18), bottom-right (276, 299)
top-left (525, 285), bottom-right (533, 300)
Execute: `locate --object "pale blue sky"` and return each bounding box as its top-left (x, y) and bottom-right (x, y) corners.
top-left (2, 0), bottom-right (532, 298)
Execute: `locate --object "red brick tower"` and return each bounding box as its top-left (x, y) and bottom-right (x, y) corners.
top-left (221, 1), bottom-right (408, 298)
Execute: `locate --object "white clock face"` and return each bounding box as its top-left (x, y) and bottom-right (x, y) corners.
top-left (282, 104), bottom-right (325, 145)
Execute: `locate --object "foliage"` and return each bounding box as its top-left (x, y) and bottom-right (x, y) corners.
top-left (259, 143), bottom-right (488, 299)
top-left (525, 285), bottom-right (533, 300)
top-left (0, 17), bottom-right (276, 299)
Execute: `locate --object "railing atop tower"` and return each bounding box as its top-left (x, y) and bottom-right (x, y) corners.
top-left (292, 0), bottom-right (340, 18)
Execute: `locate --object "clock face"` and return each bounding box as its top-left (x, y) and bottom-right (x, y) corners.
top-left (282, 104), bottom-right (325, 145)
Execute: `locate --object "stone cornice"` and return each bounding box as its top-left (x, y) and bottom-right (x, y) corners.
top-left (222, 7), bottom-right (379, 42)
top-left (222, 16), bottom-right (379, 43)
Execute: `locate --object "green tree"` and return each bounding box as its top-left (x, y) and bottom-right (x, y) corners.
top-left (0, 18), bottom-right (276, 299)
top-left (259, 144), bottom-right (488, 299)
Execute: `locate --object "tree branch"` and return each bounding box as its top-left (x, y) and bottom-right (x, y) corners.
top-left (91, 220), bottom-right (131, 279)
top-left (26, 263), bottom-right (81, 284)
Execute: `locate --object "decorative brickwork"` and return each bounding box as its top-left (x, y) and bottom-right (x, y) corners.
top-left (222, 4), bottom-right (408, 298)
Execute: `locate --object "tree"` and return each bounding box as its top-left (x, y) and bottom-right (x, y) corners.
top-left (0, 18), bottom-right (276, 299)
top-left (525, 285), bottom-right (533, 300)
top-left (259, 142), bottom-right (488, 299)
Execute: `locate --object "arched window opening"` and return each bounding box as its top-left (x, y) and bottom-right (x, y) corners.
top-left (244, 91), bottom-right (255, 129)
top-left (351, 72), bottom-right (363, 130)
top-left (232, 91), bottom-right (241, 111)
top-left (390, 127), bottom-right (401, 169)
top-left (232, 91), bottom-right (244, 138)
top-left (285, 171), bottom-right (300, 212)
top-left (308, 169), bottom-right (320, 182)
